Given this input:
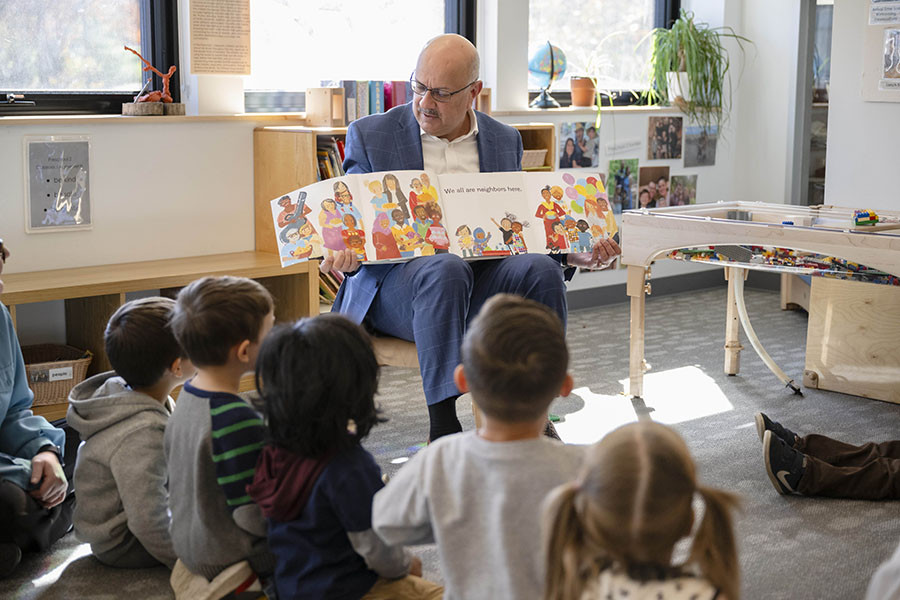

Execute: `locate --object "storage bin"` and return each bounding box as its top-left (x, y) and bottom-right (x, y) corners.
top-left (22, 344), bottom-right (92, 406)
top-left (522, 148), bottom-right (548, 169)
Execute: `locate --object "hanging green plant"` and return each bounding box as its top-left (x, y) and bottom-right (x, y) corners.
top-left (643, 10), bottom-right (752, 131)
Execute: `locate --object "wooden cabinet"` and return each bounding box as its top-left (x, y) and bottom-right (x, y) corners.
top-left (803, 277), bottom-right (900, 404)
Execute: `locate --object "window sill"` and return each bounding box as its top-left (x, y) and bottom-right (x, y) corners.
top-left (491, 105), bottom-right (682, 117)
top-left (0, 112), bottom-right (308, 126)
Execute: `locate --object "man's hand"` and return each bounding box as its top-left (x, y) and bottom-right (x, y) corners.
top-left (565, 236), bottom-right (622, 270)
top-left (29, 451), bottom-right (68, 508)
top-left (320, 249), bottom-right (360, 274)
top-left (408, 555), bottom-right (423, 578)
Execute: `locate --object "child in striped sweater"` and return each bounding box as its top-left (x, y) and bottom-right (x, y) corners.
top-left (165, 276), bottom-right (276, 596)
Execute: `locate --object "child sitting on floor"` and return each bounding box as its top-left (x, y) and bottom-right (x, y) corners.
top-left (371, 294), bottom-right (583, 600)
top-left (68, 297), bottom-right (193, 569)
top-left (247, 313), bottom-right (442, 600)
top-left (166, 276), bottom-right (276, 596)
top-left (542, 421), bottom-right (741, 600)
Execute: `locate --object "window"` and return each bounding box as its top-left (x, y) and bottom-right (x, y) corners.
top-left (245, 0), bottom-right (445, 110)
top-left (528, 0), bottom-right (679, 102)
top-left (0, 0), bottom-right (178, 115)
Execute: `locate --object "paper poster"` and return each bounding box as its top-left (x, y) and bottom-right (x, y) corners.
top-left (870, 0), bottom-right (900, 25)
top-left (24, 136), bottom-right (92, 232)
top-left (190, 0), bottom-right (251, 75)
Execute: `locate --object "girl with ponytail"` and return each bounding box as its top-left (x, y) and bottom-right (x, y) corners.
top-left (542, 421), bottom-right (741, 600)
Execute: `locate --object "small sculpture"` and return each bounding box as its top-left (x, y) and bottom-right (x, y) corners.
top-left (124, 45), bottom-right (176, 103)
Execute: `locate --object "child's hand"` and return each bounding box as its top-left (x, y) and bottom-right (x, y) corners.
top-left (408, 555), bottom-right (423, 577)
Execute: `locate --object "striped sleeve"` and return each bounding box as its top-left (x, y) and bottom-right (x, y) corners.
top-left (208, 396), bottom-right (266, 510)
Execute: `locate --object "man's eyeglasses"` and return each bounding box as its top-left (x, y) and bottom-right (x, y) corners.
top-left (409, 74), bottom-right (478, 102)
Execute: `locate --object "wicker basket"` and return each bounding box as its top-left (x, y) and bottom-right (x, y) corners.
top-left (22, 344), bottom-right (93, 406)
top-left (522, 148), bottom-right (548, 169)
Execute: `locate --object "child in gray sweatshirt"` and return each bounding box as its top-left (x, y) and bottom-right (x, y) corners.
top-left (67, 297), bottom-right (194, 568)
top-left (372, 294), bottom-right (585, 600)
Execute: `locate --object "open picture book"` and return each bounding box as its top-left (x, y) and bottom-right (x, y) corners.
top-left (271, 170), bottom-right (619, 267)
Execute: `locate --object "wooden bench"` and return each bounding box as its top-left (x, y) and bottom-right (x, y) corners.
top-left (2, 251), bottom-right (319, 420)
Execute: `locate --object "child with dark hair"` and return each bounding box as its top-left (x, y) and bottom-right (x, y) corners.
top-left (543, 421), bottom-right (740, 600)
top-left (166, 276), bottom-right (276, 595)
top-left (248, 314), bottom-right (442, 600)
top-left (371, 294), bottom-right (583, 600)
top-left (68, 297), bottom-right (194, 569)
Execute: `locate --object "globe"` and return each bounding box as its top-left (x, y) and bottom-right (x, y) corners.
top-left (528, 42), bottom-right (567, 90)
top-left (528, 42), bottom-right (566, 108)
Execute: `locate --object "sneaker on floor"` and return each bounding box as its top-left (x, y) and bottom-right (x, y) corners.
top-left (763, 429), bottom-right (806, 495)
top-left (0, 542), bottom-right (22, 579)
top-left (755, 412), bottom-right (799, 447)
top-left (543, 419), bottom-right (561, 441)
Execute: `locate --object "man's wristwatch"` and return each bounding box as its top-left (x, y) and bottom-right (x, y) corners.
top-left (36, 444), bottom-right (63, 461)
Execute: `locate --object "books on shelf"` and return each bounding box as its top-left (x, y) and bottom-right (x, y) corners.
top-left (368, 80), bottom-right (384, 115)
top-left (385, 80), bottom-right (409, 109)
top-left (270, 170), bottom-right (617, 267)
top-left (314, 136), bottom-right (346, 181)
top-left (355, 81), bottom-right (370, 119)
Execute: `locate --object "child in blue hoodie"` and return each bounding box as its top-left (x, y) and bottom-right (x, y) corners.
top-left (247, 314), bottom-right (442, 600)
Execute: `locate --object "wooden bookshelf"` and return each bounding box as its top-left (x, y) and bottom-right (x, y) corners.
top-left (3, 252), bottom-right (319, 419)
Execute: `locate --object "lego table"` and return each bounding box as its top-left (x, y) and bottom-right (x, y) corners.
top-left (621, 202), bottom-right (900, 401)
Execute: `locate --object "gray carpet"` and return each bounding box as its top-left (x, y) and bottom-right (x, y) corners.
top-left (6, 287), bottom-right (898, 600)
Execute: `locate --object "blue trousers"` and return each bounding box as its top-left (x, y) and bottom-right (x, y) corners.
top-left (366, 254), bottom-right (567, 406)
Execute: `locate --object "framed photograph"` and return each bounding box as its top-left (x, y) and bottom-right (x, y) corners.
top-left (647, 116), bottom-right (683, 160)
top-left (607, 158), bottom-right (639, 212)
top-left (637, 166), bottom-right (670, 208)
top-left (558, 121), bottom-right (601, 169)
top-left (23, 135), bottom-right (92, 233)
top-left (669, 174), bottom-right (698, 206)
top-left (684, 125), bottom-right (718, 167)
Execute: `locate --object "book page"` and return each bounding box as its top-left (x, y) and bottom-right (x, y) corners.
top-left (438, 172), bottom-right (544, 257)
top-left (361, 170), bottom-right (445, 261)
top-left (524, 171), bottom-right (618, 255)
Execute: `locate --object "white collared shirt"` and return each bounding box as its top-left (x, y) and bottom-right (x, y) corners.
top-left (420, 108), bottom-right (480, 174)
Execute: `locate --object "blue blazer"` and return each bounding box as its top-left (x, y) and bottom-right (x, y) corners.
top-left (333, 103), bottom-right (524, 324)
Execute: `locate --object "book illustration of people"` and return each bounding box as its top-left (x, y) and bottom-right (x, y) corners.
top-left (269, 170), bottom-right (619, 267)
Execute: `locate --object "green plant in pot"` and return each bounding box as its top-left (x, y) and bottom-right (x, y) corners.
top-left (569, 31), bottom-right (630, 128)
top-left (644, 10), bottom-right (751, 130)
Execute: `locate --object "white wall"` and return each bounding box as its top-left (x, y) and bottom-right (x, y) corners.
top-left (1, 121), bottom-right (257, 274)
top-left (730, 0), bottom-right (803, 204)
top-left (825, 0), bottom-right (900, 211)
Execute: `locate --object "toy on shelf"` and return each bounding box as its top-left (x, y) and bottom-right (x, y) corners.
top-left (853, 209), bottom-right (879, 226)
top-left (667, 245), bottom-right (899, 286)
top-left (121, 45), bottom-right (185, 116)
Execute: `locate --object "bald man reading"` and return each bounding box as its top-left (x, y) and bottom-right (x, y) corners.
top-left (321, 35), bottom-right (619, 441)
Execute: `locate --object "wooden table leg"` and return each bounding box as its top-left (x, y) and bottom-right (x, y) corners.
top-left (627, 265), bottom-right (648, 398)
top-left (724, 267), bottom-right (745, 375)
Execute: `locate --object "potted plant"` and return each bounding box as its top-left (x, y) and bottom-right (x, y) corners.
top-left (644, 10), bottom-right (751, 129)
top-left (569, 76), bottom-right (596, 107)
top-left (569, 32), bottom-right (630, 127)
